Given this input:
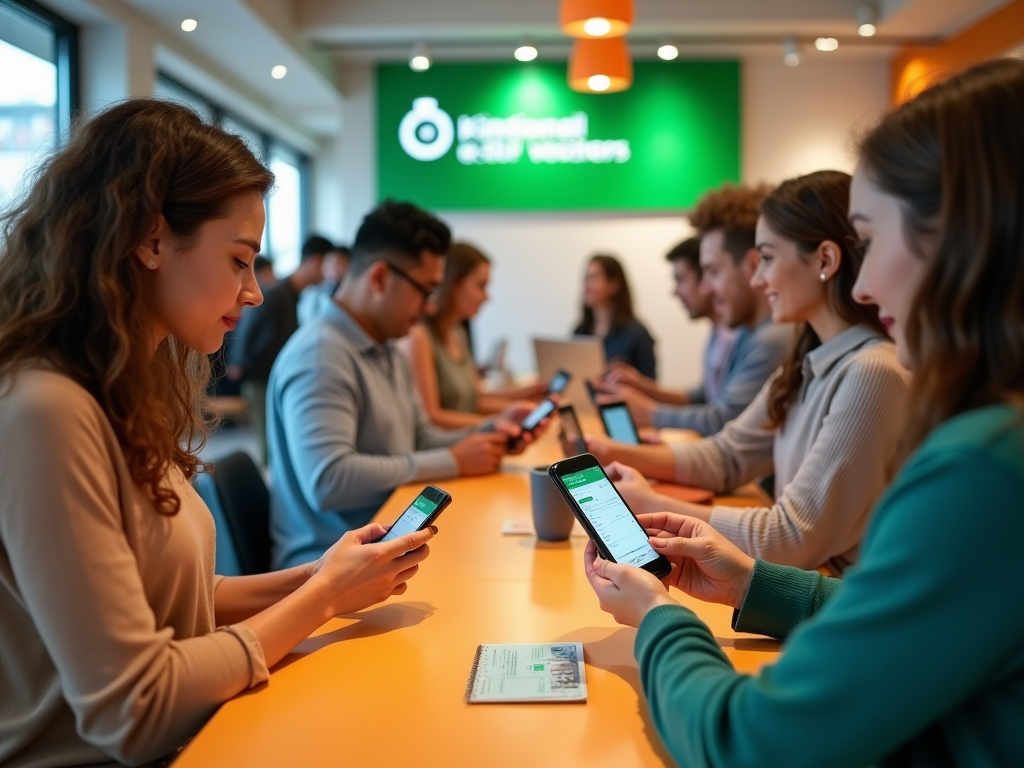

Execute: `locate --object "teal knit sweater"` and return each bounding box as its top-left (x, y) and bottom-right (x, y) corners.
top-left (635, 405), bottom-right (1024, 767)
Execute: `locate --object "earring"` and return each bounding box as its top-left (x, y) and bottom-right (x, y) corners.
top-left (148, 260), bottom-right (157, 269)
top-left (820, 273), bottom-right (827, 282)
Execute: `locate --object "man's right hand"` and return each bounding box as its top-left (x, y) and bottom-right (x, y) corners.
top-left (450, 431), bottom-right (507, 476)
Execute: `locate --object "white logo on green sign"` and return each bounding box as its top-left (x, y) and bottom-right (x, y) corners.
top-left (398, 97), bottom-right (455, 162)
top-left (399, 97), bottom-right (631, 167)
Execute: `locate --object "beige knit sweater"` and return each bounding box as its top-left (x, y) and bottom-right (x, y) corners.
top-left (0, 368), bottom-right (268, 767)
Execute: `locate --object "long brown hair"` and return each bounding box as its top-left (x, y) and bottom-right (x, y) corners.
top-left (762, 171), bottom-right (886, 428)
top-left (0, 100), bottom-right (274, 515)
top-left (577, 254), bottom-right (636, 333)
top-left (427, 242), bottom-right (490, 333)
top-left (860, 58), bottom-right (1024, 461)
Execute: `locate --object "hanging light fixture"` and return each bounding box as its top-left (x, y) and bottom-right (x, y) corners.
top-left (856, 4), bottom-right (878, 36)
top-left (410, 43), bottom-right (431, 72)
top-left (783, 37), bottom-right (801, 67)
top-left (568, 37), bottom-right (632, 93)
top-left (560, 0), bottom-right (633, 39)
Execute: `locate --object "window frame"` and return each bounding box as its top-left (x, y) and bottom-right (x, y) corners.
top-left (0, 0), bottom-right (79, 141)
top-left (155, 72), bottom-right (311, 269)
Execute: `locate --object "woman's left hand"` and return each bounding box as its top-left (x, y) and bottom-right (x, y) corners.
top-left (583, 540), bottom-right (679, 627)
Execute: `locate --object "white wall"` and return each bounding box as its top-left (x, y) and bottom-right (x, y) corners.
top-left (331, 56), bottom-right (890, 389)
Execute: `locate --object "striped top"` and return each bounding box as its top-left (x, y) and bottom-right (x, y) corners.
top-left (670, 324), bottom-right (910, 571)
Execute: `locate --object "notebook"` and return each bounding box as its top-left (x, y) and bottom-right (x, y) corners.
top-left (464, 642), bottom-right (588, 703)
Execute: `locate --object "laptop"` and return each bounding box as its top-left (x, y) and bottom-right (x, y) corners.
top-left (533, 337), bottom-right (605, 416)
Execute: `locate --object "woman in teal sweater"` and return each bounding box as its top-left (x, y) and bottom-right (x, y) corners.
top-left (583, 59), bottom-right (1024, 767)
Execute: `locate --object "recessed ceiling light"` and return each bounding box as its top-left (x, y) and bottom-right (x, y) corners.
top-left (657, 43), bottom-right (679, 61)
top-left (583, 17), bottom-right (612, 37)
top-left (271, 65), bottom-right (287, 79)
top-left (856, 5), bottom-right (878, 36)
top-left (783, 37), bottom-right (801, 66)
top-left (815, 37), bottom-right (839, 51)
top-left (514, 44), bottom-right (538, 62)
top-left (181, 18), bottom-right (198, 32)
top-left (588, 74), bottom-right (611, 91)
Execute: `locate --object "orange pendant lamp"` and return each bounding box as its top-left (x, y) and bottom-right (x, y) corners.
top-left (560, 0), bottom-right (633, 39)
top-left (568, 36), bottom-right (633, 93)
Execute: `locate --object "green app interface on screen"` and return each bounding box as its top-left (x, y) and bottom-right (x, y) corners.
top-left (381, 494), bottom-right (439, 542)
top-left (559, 467), bottom-right (658, 567)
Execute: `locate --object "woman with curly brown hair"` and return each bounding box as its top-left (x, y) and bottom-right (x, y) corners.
top-left (584, 58), bottom-right (1024, 767)
top-left (589, 170), bottom-right (911, 572)
top-left (0, 101), bottom-right (434, 766)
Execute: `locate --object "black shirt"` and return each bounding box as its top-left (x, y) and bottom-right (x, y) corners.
top-left (228, 279), bottom-right (301, 383)
top-left (574, 319), bottom-right (657, 379)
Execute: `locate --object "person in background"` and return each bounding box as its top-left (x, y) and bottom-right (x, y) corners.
top-left (573, 254), bottom-right (657, 379)
top-left (227, 234), bottom-right (331, 463)
top-left (605, 237), bottom-right (737, 407)
top-left (591, 170), bottom-right (909, 571)
top-left (268, 202), bottom-right (542, 570)
top-left (298, 244), bottom-right (351, 326)
top-left (583, 59), bottom-right (1024, 767)
top-left (0, 100), bottom-right (436, 768)
top-left (598, 184), bottom-right (791, 437)
top-left (253, 254), bottom-right (277, 289)
top-left (399, 242), bottom-right (547, 429)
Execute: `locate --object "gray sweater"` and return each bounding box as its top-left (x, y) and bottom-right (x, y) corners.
top-left (267, 301), bottom-right (469, 569)
top-left (670, 325), bottom-right (910, 572)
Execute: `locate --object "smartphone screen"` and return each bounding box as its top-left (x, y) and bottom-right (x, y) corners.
top-left (548, 370), bottom-right (571, 395)
top-left (380, 489), bottom-right (447, 543)
top-left (521, 398), bottom-right (557, 432)
top-left (556, 466), bottom-right (661, 568)
top-left (600, 404), bottom-right (640, 445)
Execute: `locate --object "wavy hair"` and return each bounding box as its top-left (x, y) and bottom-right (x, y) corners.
top-left (762, 171), bottom-right (886, 428)
top-left (427, 241), bottom-right (491, 331)
top-left (859, 58), bottom-right (1024, 462)
top-left (0, 99), bottom-right (274, 515)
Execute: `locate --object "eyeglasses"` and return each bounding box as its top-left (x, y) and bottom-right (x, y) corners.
top-left (386, 262), bottom-right (442, 303)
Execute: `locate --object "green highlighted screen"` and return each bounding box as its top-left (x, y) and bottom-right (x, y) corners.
top-left (561, 467), bottom-right (605, 489)
top-left (413, 496), bottom-right (439, 514)
top-left (377, 60), bottom-right (740, 211)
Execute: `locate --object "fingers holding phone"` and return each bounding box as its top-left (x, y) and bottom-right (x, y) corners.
top-left (309, 523), bottom-right (436, 616)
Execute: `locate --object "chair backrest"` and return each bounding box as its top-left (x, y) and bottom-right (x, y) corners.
top-left (199, 452), bottom-right (272, 575)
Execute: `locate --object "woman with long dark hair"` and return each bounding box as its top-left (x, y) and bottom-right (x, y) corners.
top-left (588, 170), bottom-right (910, 571)
top-left (583, 59), bottom-right (1024, 766)
top-left (0, 101), bottom-right (433, 766)
top-left (574, 254), bottom-right (657, 379)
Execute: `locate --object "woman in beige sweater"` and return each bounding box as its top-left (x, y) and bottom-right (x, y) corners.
top-left (0, 101), bottom-right (434, 767)
top-left (587, 172), bottom-right (910, 571)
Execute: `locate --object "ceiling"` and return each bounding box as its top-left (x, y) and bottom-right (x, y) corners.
top-left (295, 0), bottom-right (1014, 62)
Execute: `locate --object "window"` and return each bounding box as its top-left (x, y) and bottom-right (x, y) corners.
top-left (155, 73), bottom-right (309, 277)
top-left (0, 0), bottom-right (77, 213)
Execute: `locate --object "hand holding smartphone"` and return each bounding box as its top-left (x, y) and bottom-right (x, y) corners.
top-left (548, 454), bottom-right (670, 577)
top-left (547, 369), bottom-right (571, 396)
top-left (380, 485), bottom-right (452, 544)
top-left (598, 402), bottom-right (641, 445)
top-left (507, 397), bottom-right (557, 449)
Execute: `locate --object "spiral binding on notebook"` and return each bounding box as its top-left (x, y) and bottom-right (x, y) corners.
top-left (463, 644), bottom-right (485, 702)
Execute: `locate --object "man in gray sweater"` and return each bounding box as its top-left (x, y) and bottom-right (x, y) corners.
top-left (267, 201), bottom-right (528, 569)
top-left (602, 184), bottom-right (792, 436)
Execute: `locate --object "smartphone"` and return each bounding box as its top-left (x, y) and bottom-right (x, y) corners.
top-left (508, 397), bottom-right (558, 448)
top-left (598, 402), bottom-right (641, 445)
top-left (548, 454), bottom-right (671, 577)
top-left (584, 379), bottom-right (599, 404)
top-left (547, 369), bottom-right (571, 396)
top-left (379, 485), bottom-right (452, 543)
top-left (557, 404), bottom-right (587, 456)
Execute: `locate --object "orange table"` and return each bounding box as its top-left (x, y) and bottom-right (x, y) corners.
top-left (177, 431), bottom-right (779, 768)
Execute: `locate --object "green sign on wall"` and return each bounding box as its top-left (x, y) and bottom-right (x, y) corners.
top-left (377, 60), bottom-right (740, 211)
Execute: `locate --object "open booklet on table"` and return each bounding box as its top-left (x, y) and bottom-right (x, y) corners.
top-left (465, 642), bottom-right (587, 703)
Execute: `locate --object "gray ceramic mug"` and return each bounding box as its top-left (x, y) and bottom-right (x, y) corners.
top-left (530, 465), bottom-right (576, 541)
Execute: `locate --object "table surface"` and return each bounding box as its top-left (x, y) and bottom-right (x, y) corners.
top-left (178, 428), bottom-right (780, 768)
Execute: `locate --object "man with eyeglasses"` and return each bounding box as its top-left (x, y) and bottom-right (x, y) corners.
top-left (266, 200), bottom-right (538, 569)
